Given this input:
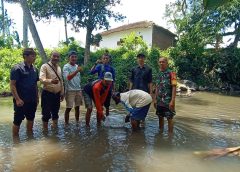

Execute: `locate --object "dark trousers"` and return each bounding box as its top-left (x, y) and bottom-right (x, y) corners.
top-left (41, 90), bottom-right (60, 122)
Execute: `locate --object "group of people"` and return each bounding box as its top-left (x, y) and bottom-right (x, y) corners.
top-left (10, 48), bottom-right (177, 137)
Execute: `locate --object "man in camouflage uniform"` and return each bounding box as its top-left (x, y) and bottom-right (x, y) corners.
top-left (154, 57), bottom-right (177, 133)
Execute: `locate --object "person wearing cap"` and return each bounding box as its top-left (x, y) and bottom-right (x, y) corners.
top-left (63, 51), bottom-right (83, 125)
top-left (112, 89), bottom-right (152, 130)
top-left (90, 53), bottom-right (115, 116)
top-left (82, 72), bottom-right (113, 126)
top-left (39, 51), bottom-right (64, 130)
top-left (10, 48), bottom-right (39, 137)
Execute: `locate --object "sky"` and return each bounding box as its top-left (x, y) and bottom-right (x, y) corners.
top-left (4, 0), bottom-right (175, 48)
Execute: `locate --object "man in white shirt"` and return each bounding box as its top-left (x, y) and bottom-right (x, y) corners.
top-left (112, 89), bottom-right (152, 130)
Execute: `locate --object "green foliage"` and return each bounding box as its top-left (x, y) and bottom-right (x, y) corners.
top-left (0, 48), bottom-right (42, 92)
top-left (165, 0), bottom-right (240, 48)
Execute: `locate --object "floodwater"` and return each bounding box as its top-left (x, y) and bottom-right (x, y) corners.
top-left (0, 92), bottom-right (240, 172)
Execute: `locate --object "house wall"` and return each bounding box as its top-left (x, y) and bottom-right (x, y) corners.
top-left (152, 26), bottom-right (176, 50)
top-left (100, 27), bottom-right (153, 49)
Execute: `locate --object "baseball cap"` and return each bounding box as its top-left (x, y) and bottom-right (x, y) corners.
top-left (104, 72), bottom-right (113, 81)
top-left (68, 50), bottom-right (77, 57)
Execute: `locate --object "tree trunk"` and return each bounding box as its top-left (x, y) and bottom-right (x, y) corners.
top-left (19, 0), bottom-right (47, 63)
top-left (22, 9), bottom-right (28, 47)
top-left (64, 15), bottom-right (69, 45)
top-left (1, 0), bottom-right (5, 37)
top-left (231, 25), bottom-right (240, 48)
top-left (84, 27), bottom-right (93, 65)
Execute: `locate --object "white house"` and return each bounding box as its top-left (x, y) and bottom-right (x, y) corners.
top-left (99, 21), bottom-right (176, 50)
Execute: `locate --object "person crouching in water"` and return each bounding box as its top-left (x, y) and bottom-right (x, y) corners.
top-left (82, 72), bottom-right (113, 126)
top-left (112, 89), bottom-right (152, 130)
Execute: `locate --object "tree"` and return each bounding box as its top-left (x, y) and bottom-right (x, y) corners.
top-left (203, 0), bottom-right (230, 9)
top-left (19, 0), bottom-right (47, 62)
top-left (73, 0), bottom-right (125, 64)
top-left (29, 0), bottom-right (125, 65)
top-left (5, 0), bottom-right (47, 61)
top-left (165, 0), bottom-right (240, 48)
top-left (1, 0), bottom-right (5, 37)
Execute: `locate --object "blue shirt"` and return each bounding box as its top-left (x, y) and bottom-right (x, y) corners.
top-left (10, 62), bottom-right (39, 102)
top-left (90, 64), bottom-right (115, 81)
top-left (63, 63), bottom-right (81, 91)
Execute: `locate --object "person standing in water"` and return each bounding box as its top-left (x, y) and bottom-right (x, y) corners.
top-left (154, 57), bottom-right (177, 133)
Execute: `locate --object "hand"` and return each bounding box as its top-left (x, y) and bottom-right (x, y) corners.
top-left (60, 95), bottom-right (64, 102)
top-left (16, 98), bottom-right (24, 107)
top-left (51, 78), bottom-right (59, 84)
top-left (169, 100), bottom-right (175, 111)
top-left (77, 66), bottom-right (83, 72)
top-left (95, 59), bottom-right (102, 65)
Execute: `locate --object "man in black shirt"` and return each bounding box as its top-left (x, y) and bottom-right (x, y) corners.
top-left (10, 48), bottom-right (39, 137)
top-left (128, 53), bottom-right (153, 127)
top-left (129, 53), bottom-right (153, 95)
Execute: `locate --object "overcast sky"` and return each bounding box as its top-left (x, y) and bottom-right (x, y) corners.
top-left (5, 0), bottom-right (175, 48)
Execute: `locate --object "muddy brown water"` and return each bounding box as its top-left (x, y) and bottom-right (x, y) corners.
top-left (0, 92), bottom-right (240, 172)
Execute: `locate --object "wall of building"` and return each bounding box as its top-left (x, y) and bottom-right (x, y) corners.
top-left (152, 26), bottom-right (176, 50)
top-left (99, 27), bottom-right (153, 49)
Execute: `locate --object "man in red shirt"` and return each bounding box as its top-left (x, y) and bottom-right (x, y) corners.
top-left (83, 72), bottom-right (113, 126)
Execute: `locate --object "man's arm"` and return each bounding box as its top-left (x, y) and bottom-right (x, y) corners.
top-left (90, 61), bottom-right (101, 74)
top-left (153, 85), bottom-right (158, 109)
top-left (148, 68), bottom-right (153, 95)
top-left (10, 80), bottom-right (24, 107)
top-left (93, 86), bottom-right (104, 117)
top-left (169, 86), bottom-right (176, 111)
top-left (169, 72), bottom-right (177, 111)
top-left (148, 82), bottom-right (153, 95)
top-left (36, 85), bottom-right (39, 105)
top-left (39, 65), bottom-right (52, 84)
top-left (129, 68), bottom-right (134, 90)
top-left (65, 66), bottom-right (82, 81)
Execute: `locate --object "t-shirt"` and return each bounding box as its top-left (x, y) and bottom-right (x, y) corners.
top-left (90, 64), bottom-right (115, 81)
top-left (83, 80), bottom-right (111, 117)
top-left (63, 63), bottom-right (81, 91)
top-left (156, 68), bottom-right (177, 107)
top-left (130, 64), bottom-right (152, 93)
top-left (120, 89), bottom-right (152, 109)
top-left (10, 62), bottom-right (39, 102)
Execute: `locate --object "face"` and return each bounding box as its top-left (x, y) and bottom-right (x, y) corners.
top-left (69, 55), bottom-right (78, 65)
top-left (25, 54), bottom-right (36, 64)
top-left (137, 57), bottom-right (145, 66)
top-left (102, 55), bottom-right (110, 64)
top-left (103, 79), bottom-right (112, 86)
top-left (51, 52), bottom-right (60, 64)
top-left (113, 96), bottom-right (121, 104)
top-left (159, 58), bottom-right (168, 71)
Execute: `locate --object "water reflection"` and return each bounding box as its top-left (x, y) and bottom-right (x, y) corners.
top-left (0, 92), bottom-right (240, 171)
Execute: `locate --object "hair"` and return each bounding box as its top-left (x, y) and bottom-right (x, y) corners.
top-left (22, 48), bottom-right (36, 57)
top-left (137, 53), bottom-right (145, 58)
top-left (50, 50), bottom-right (60, 57)
top-left (68, 50), bottom-right (77, 57)
top-left (159, 56), bottom-right (168, 63)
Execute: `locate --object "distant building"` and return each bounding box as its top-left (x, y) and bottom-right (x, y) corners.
top-left (99, 21), bottom-right (176, 50)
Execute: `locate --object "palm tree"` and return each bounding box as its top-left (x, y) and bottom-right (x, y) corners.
top-left (5, 0), bottom-right (47, 62)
